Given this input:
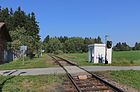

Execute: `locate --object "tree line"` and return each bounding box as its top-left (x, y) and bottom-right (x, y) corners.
top-left (0, 6), bottom-right (40, 55)
top-left (113, 42), bottom-right (140, 51)
top-left (43, 35), bottom-right (102, 54)
top-left (43, 35), bottom-right (140, 53)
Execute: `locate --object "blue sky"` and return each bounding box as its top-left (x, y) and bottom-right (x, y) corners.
top-left (1, 0), bottom-right (140, 46)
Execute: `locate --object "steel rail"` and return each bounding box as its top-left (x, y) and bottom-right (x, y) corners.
top-left (48, 54), bottom-right (82, 92)
top-left (54, 55), bottom-right (124, 92)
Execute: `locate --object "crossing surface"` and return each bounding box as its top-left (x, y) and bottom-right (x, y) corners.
top-left (0, 66), bottom-right (140, 76)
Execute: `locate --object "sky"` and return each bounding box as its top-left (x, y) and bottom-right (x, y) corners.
top-left (1, 0), bottom-right (140, 46)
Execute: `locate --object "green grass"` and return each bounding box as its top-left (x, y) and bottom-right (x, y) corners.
top-left (1, 51), bottom-right (140, 70)
top-left (0, 54), bottom-right (57, 70)
top-left (112, 51), bottom-right (140, 65)
top-left (110, 70), bottom-right (140, 90)
top-left (59, 51), bottom-right (140, 66)
top-left (0, 74), bottom-right (65, 92)
top-left (59, 53), bottom-right (91, 66)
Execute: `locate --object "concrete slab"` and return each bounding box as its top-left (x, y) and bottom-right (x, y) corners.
top-left (64, 66), bottom-right (91, 76)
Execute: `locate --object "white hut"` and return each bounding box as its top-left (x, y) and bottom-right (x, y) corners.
top-left (88, 44), bottom-right (112, 64)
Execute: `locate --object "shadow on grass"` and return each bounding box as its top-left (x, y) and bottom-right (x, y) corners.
top-left (0, 70), bottom-right (26, 92)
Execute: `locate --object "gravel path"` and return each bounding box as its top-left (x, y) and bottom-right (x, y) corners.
top-left (0, 66), bottom-right (140, 76)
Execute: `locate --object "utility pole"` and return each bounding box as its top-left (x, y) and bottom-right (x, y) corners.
top-left (23, 50), bottom-right (25, 65)
top-left (105, 35), bottom-right (108, 64)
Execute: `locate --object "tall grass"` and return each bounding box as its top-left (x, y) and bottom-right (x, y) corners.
top-left (0, 54), bottom-right (57, 70)
top-left (60, 51), bottom-right (140, 66)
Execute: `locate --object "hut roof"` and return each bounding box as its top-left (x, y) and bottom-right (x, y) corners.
top-left (0, 22), bottom-right (5, 28)
top-left (0, 22), bottom-right (12, 42)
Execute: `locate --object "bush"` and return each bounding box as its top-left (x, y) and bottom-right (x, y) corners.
top-left (54, 50), bottom-right (63, 54)
top-left (130, 60), bottom-right (134, 64)
top-left (26, 50), bottom-right (35, 59)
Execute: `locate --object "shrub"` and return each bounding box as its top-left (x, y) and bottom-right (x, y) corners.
top-left (130, 60), bottom-right (134, 64)
top-left (54, 50), bottom-right (63, 54)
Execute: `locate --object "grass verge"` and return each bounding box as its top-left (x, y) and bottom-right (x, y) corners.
top-left (96, 70), bottom-right (140, 90)
top-left (0, 54), bottom-right (57, 70)
top-left (110, 70), bottom-right (140, 90)
top-left (0, 74), bottom-right (66, 92)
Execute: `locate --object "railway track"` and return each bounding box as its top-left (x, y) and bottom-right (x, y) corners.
top-left (49, 54), bottom-right (124, 92)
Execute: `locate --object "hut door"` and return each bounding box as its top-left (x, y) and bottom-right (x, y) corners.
top-left (0, 45), bottom-right (4, 63)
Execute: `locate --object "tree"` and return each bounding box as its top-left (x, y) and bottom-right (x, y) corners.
top-left (9, 27), bottom-right (26, 51)
top-left (43, 35), bottom-right (50, 43)
top-left (63, 37), bottom-right (84, 53)
top-left (64, 38), bottom-right (76, 53)
top-left (46, 38), bottom-right (62, 53)
top-left (133, 42), bottom-right (140, 50)
top-left (0, 7), bottom-right (40, 54)
top-left (96, 36), bottom-right (102, 43)
top-left (9, 26), bottom-right (36, 51)
top-left (113, 42), bottom-right (131, 51)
